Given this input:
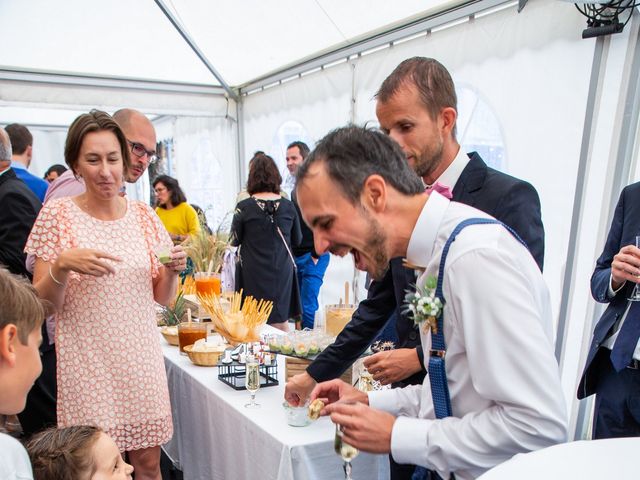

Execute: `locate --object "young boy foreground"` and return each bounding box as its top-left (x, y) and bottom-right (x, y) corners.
top-left (0, 267), bottom-right (45, 480)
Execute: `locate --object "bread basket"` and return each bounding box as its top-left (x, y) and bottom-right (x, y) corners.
top-left (183, 344), bottom-right (225, 366)
top-left (160, 326), bottom-right (180, 346)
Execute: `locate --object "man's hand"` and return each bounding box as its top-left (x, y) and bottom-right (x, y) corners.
top-left (309, 379), bottom-right (368, 410)
top-left (363, 348), bottom-right (422, 385)
top-left (611, 244), bottom-right (640, 289)
top-left (326, 402), bottom-right (395, 454)
top-left (284, 372), bottom-right (317, 406)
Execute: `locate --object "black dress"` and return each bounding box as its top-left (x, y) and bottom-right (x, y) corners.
top-left (231, 197), bottom-right (302, 324)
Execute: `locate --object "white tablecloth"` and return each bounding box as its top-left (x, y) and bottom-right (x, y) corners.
top-left (477, 438), bottom-right (640, 480)
top-left (161, 332), bottom-right (390, 480)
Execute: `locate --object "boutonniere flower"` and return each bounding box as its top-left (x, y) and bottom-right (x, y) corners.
top-left (403, 276), bottom-right (443, 334)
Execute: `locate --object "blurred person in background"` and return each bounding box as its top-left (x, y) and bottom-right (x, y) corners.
top-left (231, 154), bottom-right (302, 331)
top-left (236, 150), bottom-right (289, 204)
top-left (153, 174), bottom-right (200, 244)
top-left (43, 164), bottom-right (67, 183)
top-left (6, 123), bottom-right (49, 202)
top-left (287, 141), bottom-right (330, 330)
top-left (0, 127), bottom-right (41, 279)
top-left (26, 110), bottom-right (186, 480)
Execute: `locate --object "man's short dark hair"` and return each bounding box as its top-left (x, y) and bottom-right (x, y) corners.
top-left (247, 154), bottom-right (282, 195)
top-left (287, 141), bottom-right (310, 160)
top-left (297, 126), bottom-right (424, 204)
top-left (375, 57), bottom-right (457, 135)
top-left (5, 123), bottom-right (33, 155)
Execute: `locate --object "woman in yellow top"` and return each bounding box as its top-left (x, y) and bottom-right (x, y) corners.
top-left (153, 175), bottom-right (200, 243)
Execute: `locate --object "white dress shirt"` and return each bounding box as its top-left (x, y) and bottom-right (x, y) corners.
top-left (368, 192), bottom-right (567, 480)
top-left (0, 433), bottom-right (33, 480)
top-left (429, 146), bottom-right (469, 188)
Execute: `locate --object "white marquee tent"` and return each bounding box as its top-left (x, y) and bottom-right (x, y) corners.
top-left (2, 0), bottom-right (640, 442)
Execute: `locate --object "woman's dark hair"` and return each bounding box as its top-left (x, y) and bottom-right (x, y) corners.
top-left (64, 110), bottom-right (130, 176)
top-left (153, 174), bottom-right (187, 208)
top-left (247, 153), bottom-right (282, 195)
top-left (44, 164), bottom-right (67, 179)
top-left (27, 425), bottom-right (102, 480)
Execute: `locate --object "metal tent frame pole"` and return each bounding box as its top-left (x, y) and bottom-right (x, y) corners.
top-left (153, 0), bottom-right (238, 102)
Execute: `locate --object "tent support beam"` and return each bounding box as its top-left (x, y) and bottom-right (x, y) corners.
top-left (153, 0), bottom-right (238, 102)
top-left (239, 0), bottom-right (514, 94)
top-left (0, 67), bottom-right (225, 95)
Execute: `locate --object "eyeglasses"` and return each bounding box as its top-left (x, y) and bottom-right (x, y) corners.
top-left (154, 187), bottom-right (167, 194)
top-left (127, 140), bottom-right (158, 164)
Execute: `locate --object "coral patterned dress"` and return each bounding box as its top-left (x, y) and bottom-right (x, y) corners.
top-left (25, 197), bottom-right (173, 451)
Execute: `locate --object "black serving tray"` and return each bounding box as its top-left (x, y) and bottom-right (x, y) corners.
top-left (217, 356), bottom-right (279, 390)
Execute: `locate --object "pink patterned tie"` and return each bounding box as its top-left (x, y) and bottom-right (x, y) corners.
top-left (426, 181), bottom-right (453, 199)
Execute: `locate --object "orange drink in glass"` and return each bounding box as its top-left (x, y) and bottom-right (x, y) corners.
top-left (325, 304), bottom-right (357, 337)
top-left (195, 272), bottom-right (221, 296)
top-left (177, 322), bottom-right (207, 353)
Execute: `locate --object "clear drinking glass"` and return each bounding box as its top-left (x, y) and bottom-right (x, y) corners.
top-left (244, 356), bottom-right (261, 408)
top-left (334, 423), bottom-right (359, 480)
top-left (629, 236), bottom-right (640, 301)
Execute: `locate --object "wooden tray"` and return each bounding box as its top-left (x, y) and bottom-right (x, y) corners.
top-left (284, 356), bottom-right (352, 384)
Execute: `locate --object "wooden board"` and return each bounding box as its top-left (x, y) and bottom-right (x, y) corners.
top-left (284, 356), bottom-right (352, 385)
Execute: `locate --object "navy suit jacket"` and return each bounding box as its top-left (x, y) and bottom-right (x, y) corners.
top-left (0, 168), bottom-right (42, 278)
top-left (307, 152), bottom-right (545, 383)
top-left (578, 182), bottom-right (640, 399)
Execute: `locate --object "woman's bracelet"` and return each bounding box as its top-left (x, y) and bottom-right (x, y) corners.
top-left (49, 265), bottom-right (65, 286)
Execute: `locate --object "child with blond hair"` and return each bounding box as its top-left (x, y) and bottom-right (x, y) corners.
top-left (0, 267), bottom-right (45, 480)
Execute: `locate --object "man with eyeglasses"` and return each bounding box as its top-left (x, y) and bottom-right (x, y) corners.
top-left (19, 108), bottom-right (159, 439)
top-left (114, 108), bottom-right (158, 202)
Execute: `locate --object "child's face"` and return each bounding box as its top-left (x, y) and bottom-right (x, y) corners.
top-left (0, 325), bottom-right (42, 415)
top-left (91, 432), bottom-right (134, 480)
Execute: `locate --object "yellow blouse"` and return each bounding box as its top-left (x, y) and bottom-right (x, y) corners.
top-left (155, 202), bottom-right (201, 237)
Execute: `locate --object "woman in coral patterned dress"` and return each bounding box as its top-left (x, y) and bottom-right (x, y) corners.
top-left (26, 110), bottom-right (186, 480)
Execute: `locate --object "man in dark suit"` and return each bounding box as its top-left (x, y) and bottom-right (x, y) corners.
top-left (578, 182), bottom-right (640, 438)
top-left (0, 127), bottom-right (41, 278)
top-left (284, 57), bottom-right (544, 479)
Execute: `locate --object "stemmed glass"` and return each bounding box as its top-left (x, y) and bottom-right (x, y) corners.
top-left (629, 236), bottom-right (640, 301)
top-left (334, 423), bottom-right (358, 480)
top-left (244, 355), bottom-right (261, 408)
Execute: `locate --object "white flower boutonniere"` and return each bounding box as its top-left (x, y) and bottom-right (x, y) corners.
top-left (403, 276), bottom-right (443, 334)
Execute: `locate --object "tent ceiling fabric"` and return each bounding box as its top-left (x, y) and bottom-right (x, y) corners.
top-left (0, 0), bottom-right (216, 85)
top-left (164, 0), bottom-right (461, 86)
top-left (0, 0), bottom-right (462, 88)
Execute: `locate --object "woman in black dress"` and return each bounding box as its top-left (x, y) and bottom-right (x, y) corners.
top-left (231, 154), bottom-right (302, 331)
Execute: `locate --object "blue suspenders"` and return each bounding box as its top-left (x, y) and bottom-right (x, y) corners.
top-left (413, 218), bottom-right (527, 480)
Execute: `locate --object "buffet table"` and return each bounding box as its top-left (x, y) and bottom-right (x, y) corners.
top-left (477, 437), bottom-right (640, 479)
top-left (161, 333), bottom-right (390, 480)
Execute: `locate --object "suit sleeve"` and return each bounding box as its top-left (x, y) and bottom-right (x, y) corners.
top-left (591, 188), bottom-right (626, 303)
top-left (495, 181), bottom-right (545, 271)
top-left (306, 268), bottom-right (397, 382)
top-left (0, 191), bottom-right (40, 277)
top-left (290, 202), bottom-right (302, 247)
